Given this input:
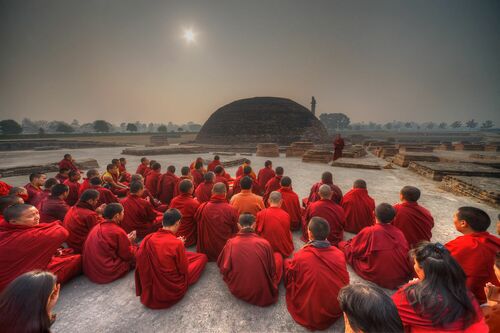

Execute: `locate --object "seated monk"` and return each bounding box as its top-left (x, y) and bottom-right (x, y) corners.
top-left (0, 178), bottom-right (12, 196)
top-left (256, 191), bottom-right (294, 257)
top-left (55, 168), bottom-right (70, 184)
top-left (39, 184), bottom-right (70, 223)
top-left (393, 186), bottom-right (434, 248)
top-left (339, 203), bottom-right (412, 289)
top-left (174, 166), bottom-right (192, 197)
top-left (257, 160), bottom-right (275, 195)
top-left (78, 169), bottom-right (99, 196)
top-left (8, 186), bottom-right (29, 204)
top-left (232, 166), bottom-right (260, 196)
top-left (194, 172), bottom-right (215, 203)
top-left (63, 189), bottom-right (105, 253)
top-left (341, 179), bottom-right (375, 234)
top-left (230, 176), bottom-right (265, 216)
top-left (135, 208), bottom-right (207, 309)
top-left (31, 178), bottom-right (58, 209)
top-left (195, 183), bottom-right (239, 261)
top-left (58, 153), bottom-right (80, 173)
top-left (120, 181), bottom-right (162, 239)
top-left (214, 166), bottom-right (230, 194)
top-left (277, 176), bottom-right (302, 231)
top-left (191, 161), bottom-right (205, 189)
top-left (218, 213), bottom-right (283, 306)
top-left (445, 206), bottom-right (500, 304)
top-left (130, 174), bottom-right (167, 213)
top-left (169, 179), bottom-right (200, 247)
top-left (263, 166), bottom-right (284, 206)
top-left (102, 163), bottom-right (128, 197)
top-left (392, 241), bottom-right (488, 332)
top-left (118, 157), bottom-right (132, 183)
top-left (63, 170), bottom-right (81, 206)
top-left (236, 159), bottom-right (256, 179)
top-left (24, 172), bottom-right (47, 205)
top-left (144, 162), bottom-right (161, 198)
top-left (338, 283), bottom-right (404, 333)
top-left (302, 184), bottom-right (346, 246)
top-left (0, 204), bottom-right (82, 291)
top-left (157, 165), bottom-right (179, 205)
top-left (207, 155), bottom-right (221, 172)
top-left (88, 177), bottom-right (119, 206)
top-left (189, 157), bottom-right (205, 171)
top-left (0, 195), bottom-right (23, 219)
top-left (285, 217), bottom-right (349, 330)
top-left (83, 203), bottom-right (138, 284)
top-left (135, 157), bottom-right (150, 176)
top-left (482, 252), bottom-right (500, 332)
top-left (305, 171), bottom-right (343, 207)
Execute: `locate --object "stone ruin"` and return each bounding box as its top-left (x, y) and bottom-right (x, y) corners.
top-left (256, 143), bottom-right (280, 157)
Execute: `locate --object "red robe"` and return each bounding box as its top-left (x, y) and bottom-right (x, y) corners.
top-left (232, 176), bottom-right (261, 196)
top-left (339, 223), bottom-right (412, 289)
top-left (284, 244), bottom-right (349, 330)
top-left (257, 167), bottom-right (276, 194)
top-left (169, 193), bottom-right (200, 247)
top-left (0, 220), bottom-right (82, 291)
top-left (218, 230), bottom-right (283, 306)
top-left (207, 159), bottom-right (221, 172)
top-left (341, 188), bottom-right (375, 233)
top-left (191, 169), bottom-right (204, 189)
top-left (0, 180), bottom-right (12, 196)
top-left (32, 189), bottom-right (50, 210)
top-left (63, 179), bottom-right (81, 206)
top-left (307, 181), bottom-right (343, 205)
top-left (194, 181), bottom-right (214, 203)
top-left (82, 221), bottom-right (137, 284)
top-left (392, 282), bottom-right (488, 333)
top-left (120, 195), bottom-right (162, 239)
top-left (445, 232), bottom-right (500, 304)
top-left (393, 202), bottom-right (434, 248)
top-left (24, 183), bottom-right (43, 205)
top-left (235, 164), bottom-right (256, 179)
top-left (136, 163), bottom-right (149, 176)
top-left (145, 170), bottom-right (161, 198)
top-left (256, 207), bottom-right (294, 257)
top-left (58, 159), bottom-right (80, 172)
top-left (333, 138), bottom-right (345, 161)
top-left (55, 173), bottom-right (69, 184)
top-left (195, 194), bottom-right (239, 261)
top-left (303, 199), bottom-right (346, 245)
top-left (63, 201), bottom-right (102, 253)
top-left (157, 171), bottom-right (179, 205)
top-left (214, 175), bottom-right (230, 192)
top-left (88, 185), bottom-right (119, 206)
top-left (263, 175), bottom-right (282, 206)
top-left (39, 196), bottom-right (69, 223)
top-left (118, 165), bottom-right (131, 183)
top-left (278, 187), bottom-right (303, 231)
top-left (78, 178), bottom-right (91, 196)
top-left (174, 175), bottom-right (192, 197)
top-left (135, 229), bottom-right (207, 309)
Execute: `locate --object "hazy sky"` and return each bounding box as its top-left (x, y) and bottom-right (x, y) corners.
top-left (1, 0), bottom-right (499, 124)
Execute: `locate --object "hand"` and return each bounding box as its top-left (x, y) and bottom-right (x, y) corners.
top-left (408, 278), bottom-right (419, 284)
top-left (128, 230), bottom-right (137, 243)
top-left (485, 282), bottom-right (500, 304)
top-left (177, 236), bottom-right (186, 243)
top-left (96, 204), bottom-right (106, 215)
top-left (47, 283), bottom-right (60, 316)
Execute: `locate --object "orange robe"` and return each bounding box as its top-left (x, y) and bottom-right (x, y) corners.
top-left (169, 193), bottom-right (200, 247)
top-left (256, 207), bottom-right (294, 257)
top-left (392, 202), bottom-right (434, 248)
top-left (341, 188), bottom-right (375, 233)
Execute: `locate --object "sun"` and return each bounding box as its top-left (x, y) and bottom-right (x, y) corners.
top-left (183, 29), bottom-right (196, 43)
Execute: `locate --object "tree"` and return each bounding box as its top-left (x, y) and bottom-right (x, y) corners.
top-left (438, 122), bottom-right (447, 129)
top-left (465, 119), bottom-right (478, 129)
top-left (450, 121), bottom-right (462, 129)
top-left (319, 113), bottom-right (351, 130)
top-left (426, 122), bottom-right (435, 130)
top-left (480, 120), bottom-right (494, 129)
top-left (384, 122), bottom-right (393, 130)
top-left (404, 122), bottom-right (412, 129)
top-left (93, 120), bottom-right (112, 133)
top-left (177, 127), bottom-right (184, 132)
top-left (0, 119), bottom-right (22, 134)
top-left (55, 122), bottom-right (75, 133)
top-left (126, 123), bottom-right (138, 132)
top-left (157, 125), bottom-right (167, 133)
top-left (38, 127), bottom-right (45, 135)
top-left (71, 119), bottom-right (79, 127)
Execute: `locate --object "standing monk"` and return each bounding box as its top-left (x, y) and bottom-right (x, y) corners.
top-left (0, 204), bottom-right (82, 291)
top-left (284, 217), bottom-right (349, 330)
top-left (157, 165), bottom-right (179, 205)
top-left (277, 176), bottom-right (302, 231)
top-left (58, 154), bottom-right (80, 173)
top-left (63, 170), bottom-right (81, 206)
top-left (341, 179), bottom-right (375, 233)
top-left (218, 213), bottom-right (283, 306)
top-left (306, 171), bottom-right (343, 206)
top-left (24, 172), bottom-right (46, 204)
top-left (83, 203), bottom-right (138, 284)
top-left (263, 166), bottom-right (284, 206)
top-left (333, 134), bottom-right (345, 161)
top-left (257, 160), bottom-right (275, 195)
top-left (392, 186), bottom-right (434, 248)
top-left (169, 180), bottom-right (200, 247)
top-left (39, 184), bottom-right (70, 223)
top-left (136, 157), bottom-right (150, 176)
top-left (195, 183), bottom-right (239, 261)
top-left (207, 155), bottom-right (221, 172)
top-left (144, 162), bottom-right (161, 198)
top-left (194, 172), bottom-right (215, 203)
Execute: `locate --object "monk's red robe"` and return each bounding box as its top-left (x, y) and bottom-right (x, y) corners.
top-left (284, 243), bottom-right (349, 330)
top-left (207, 159), bottom-right (221, 172)
top-left (174, 175), bottom-right (192, 197)
top-left (157, 171), bottom-right (179, 205)
top-left (339, 223), bottom-right (412, 289)
top-left (445, 232), bottom-right (500, 304)
top-left (32, 189), bottom-right (50, 210)
top-left (214, 175), bottom-right (230, 192)
top-left (55, 173), bottom-right (69, 184)
top-left (169, 193), bottom-right (200, 247)
top-left (136, 163), bottom-right (149, 176)
top-left (278, 187), bottom-right (303, 231)
top-left (120, 194), bottom-right (162, 239)
top-left (58, 159), bottom-right (80, 172)
top-left (63, 179), bottom-right (81, 206)
top-left (0, 220), bottom-right (82, 291)
top-left (333, 138), bottom-right (345, 161)
top-left (24, 183), bottom-right (43, 205)
top-left (143, 170), bottom-right (160, 198)
top-left (218, 230), bottom-right (283, 306)
top-left (257, 167), bottom-right (275, 194)
top-left (83, 221), bottom-right (137, 283)
top-left (256, 207), bottom-right (294, 257)
top-left (39, 196), bottom-right (69, 223)
top-left (263, 175), bottom-right (282, 206)
top-left (63, 201), bottom-right (102, 253)
top-left (0, 180), bottom-right (12, 196)
top-left (135, 229), bottom-right (207, 309)
top-left (195, 194), bottom-right (238, 261)
top-left (341, 188), bottom-right (375, 233)
top-left (88, 185), bottom-right (119, 206)
top-left (303, 199), bottom-right (346, 245)
top-left (78, 178), bottom-right (91, 196)
top-left (194, 181), bottom-right (214, 203)
top-left (118, 165), bottom-right (131, 183)
top-left (232, 176), bottom-right (261, 196)
top-left (191, 169), bottom-right (204, 189)
top-left (307, 181), bottom-right (343, 205)
top-left (392, 282), bottom-right (488, 333)
top-left (393, 202), bottom-right (434, 248)
top-left (142, 188), bottom-right (167, 212)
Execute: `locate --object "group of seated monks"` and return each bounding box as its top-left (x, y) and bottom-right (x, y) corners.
top-left (0, 153), bottom-right (499, 332)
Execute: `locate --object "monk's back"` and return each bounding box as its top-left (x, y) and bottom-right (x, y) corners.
top-left (341, 188), bottom-right (375, 233)
top-left (256, 207), bottom-right (293, 257)
top-left (393, 202), bottom-right (434, 247)
top-left (306, 200), bottom-right (345, 245)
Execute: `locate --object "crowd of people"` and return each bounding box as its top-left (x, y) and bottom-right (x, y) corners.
top-left (0, 153), bottom-right (498, 332)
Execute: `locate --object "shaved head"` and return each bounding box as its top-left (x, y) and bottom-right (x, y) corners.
top-left (318, 184), bottom-right (332, 199)
top-left (212, 182), bottom-right (227, 195)
top-left (268, 191), bottom-right (282, 205)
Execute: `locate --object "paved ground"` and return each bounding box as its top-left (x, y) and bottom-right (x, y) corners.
top-left (2, 147), bottom-right (498, 333)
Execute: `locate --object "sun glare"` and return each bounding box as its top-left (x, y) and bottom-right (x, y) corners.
top-left (183, 29), bottom-right (196, 43)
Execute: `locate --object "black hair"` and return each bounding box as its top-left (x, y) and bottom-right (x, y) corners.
top-left (51, 184), bottom-right (69, 197)
top-left (44, 178), bottom-right (59, 190)
top-left (401, 186), bottom-right (420, 202)
top-left (129, 181), bottom-right (144, 193)
top-left (89, 177), bottom-right (102, 186)
top-left (214, 165), bottom-right (223, 174)
top-left (308, 217), bottom-right (330, 240)
top-left (3, 204), bottom-right (33, 222)
top-left (214, 155), bottom-right (220, 160)
top-left (456, 206), bottom-right (491, 232)
top-left (353, 179), bottom-right (367, 189)
top-left (80, 189), bottom-right (100, 202)
top-left (239, 213), bottom-right (255, 227)
top-left (151, 162), bottom-right (161, 171)
top-left (140, 157), bottom-right (148, 163)
top-left (194, 161), bottom-right (203, 169)
top-left (375, 203), bottom-right (396, 224)
top-left (0, 195), bottom-right (23, 213)
top-left (86, 169), bottom-right (99, 178)
top-left (181, 166), bottom-right (190, 176)
top-left (280, 176), bottom-right (292, 187)
top-left (275, 167), bottom-right (284, 175)
top-left (68, 170), bottom-right (79, 178)
top-left (240, 176), bottom-right (253, 190)
top-left (167, 165), bottom-right (175, 173)
top-left (58, 168), bottom-right (69, 173)
top-left (321, 171), bottom-right (333, 183)
top-left (243, 166), bottom-right (252, 175)
top-left (106, 163), bottom-right (115, 171)
top-left (204, 172), bottom-right (215, 182)
top-left (178, 179), bottom-right (193, 194)
top-left (64, 153), bottom-right (71, 158)
top-left (163, 208), bottom-right (182, 227)
top-left (29, 172), bottom-right (45, 182)
top-left (103, 203), bottom-right (123, 220)
top-left (8, 187), bottom-right (26, 196)
top-left (264, 160), bottom-right (272, 167)
top-left (111, 158), bottom-right (119, 164)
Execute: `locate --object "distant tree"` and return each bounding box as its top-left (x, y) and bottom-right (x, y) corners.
top-left (384, 122), bottom-right (393, 130)
top-left (426, 122), bottom-right (435, 130)
top-left (465, 119), bottom-right (478, 129)
top-left (157, 125), bottom-right (167, 133)
top-left (71, 119), bottom-right (79, 127)
top-left (38, 127), bottom-right (45, 135)
top-left (438, 122), bottom-right (447, 129)
top-left (351, 123), bottom-right (362, 130)
top-left (368, 122), bottom-right (377, 129)
top-left (450, 121), bottom-right (462, 129)
top-left (480, 120), bottom-right (494, 129)
top-left (319, 113), bottom-right (351, 130)
top-left (177, 127), bottom-right (184, 132)
top-left (93, 120), bottom-right (112, 132)
top-left (55, 122), bottom-right (75, 133)
top-left (404, 122), bottom-right (412, 129)
top-left (126, 123), bottom-right (138, 132)
top-left (0, 119), bottom-right (22, 134)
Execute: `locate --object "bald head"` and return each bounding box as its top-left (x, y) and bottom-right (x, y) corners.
top-left (212, 182), bottom-right (227, 195)
top-left (268, 191), bottom-right (282, 207)
top-left (318, 184), bottom-right (332, 199)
